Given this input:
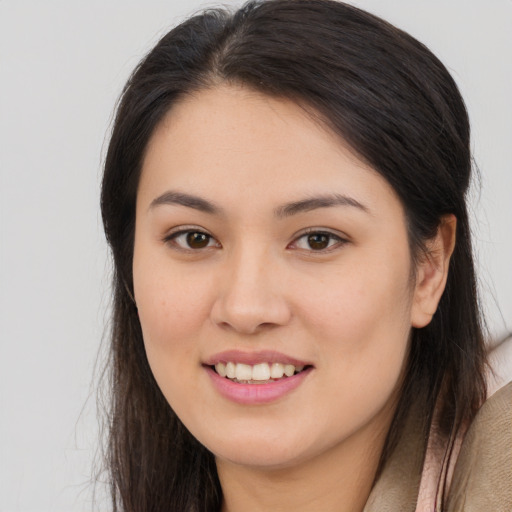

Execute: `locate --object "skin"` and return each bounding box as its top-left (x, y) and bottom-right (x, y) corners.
top-left (133, 84), bottom-right (455, 512)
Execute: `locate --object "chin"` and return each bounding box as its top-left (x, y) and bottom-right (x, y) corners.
top-left (200, 425), bottom-right (327, 471)
top-left (213, 444), bottom-right (308, 470)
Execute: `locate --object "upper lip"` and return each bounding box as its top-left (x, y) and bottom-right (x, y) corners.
top-left (203, 350), bottom-right (312, 367)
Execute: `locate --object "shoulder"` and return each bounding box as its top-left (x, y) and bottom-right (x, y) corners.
top-left (446, 381), bottom-right (512, 512)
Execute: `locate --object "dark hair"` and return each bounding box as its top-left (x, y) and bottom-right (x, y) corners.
top-left (100, 1), bottom-right (487, 510)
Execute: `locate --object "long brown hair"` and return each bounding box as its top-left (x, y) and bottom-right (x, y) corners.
top-left (99, 1), bottom-right (487, 510)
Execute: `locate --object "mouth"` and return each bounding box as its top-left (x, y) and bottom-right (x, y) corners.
top-left (209, 361), bottom-right (312, 384)
top-left (203, 350), bottom-right (314, 403)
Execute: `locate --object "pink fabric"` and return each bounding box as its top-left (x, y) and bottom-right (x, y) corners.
top-left (416, 409), bottom-right (467, 512)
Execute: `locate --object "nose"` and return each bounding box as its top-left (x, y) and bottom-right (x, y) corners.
top-left (210, 246), bottom-right (292, 335)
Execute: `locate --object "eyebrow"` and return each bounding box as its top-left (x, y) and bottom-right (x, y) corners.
top-left (149, 190), bottom-right (369, 217)
top-left (274, 193), bottom-right (370, 218)
top-left (149, 191), bottom-right (222, 214)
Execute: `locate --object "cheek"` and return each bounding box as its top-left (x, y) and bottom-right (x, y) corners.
top-left (298, 269), bottom-right (412, 442)
top-left (138, 280), bottom-right (198, 346)
top-left (298, 249), bottom-right (413, 381)
top-left (132, 244), bottom-right (214, 387)
top-left (133, 261), bottom-right (214, 420)
top-left (133, 238), bottom-right (206, 337)
top-left (306, 263), bottom-right (410, 321)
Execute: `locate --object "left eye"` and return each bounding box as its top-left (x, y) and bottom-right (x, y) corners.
top-left (166, 230), bottom-right (220, 250)
top-left (292, 231), bottom-right (345, 251)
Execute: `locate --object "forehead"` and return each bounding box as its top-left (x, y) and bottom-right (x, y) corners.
top-left (138, 84), bottom-right (403, 221)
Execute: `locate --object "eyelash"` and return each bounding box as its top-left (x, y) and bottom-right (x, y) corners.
top-left (289, 228), bottom-right (348, 253)
top-left (163, 227), bottom-right (348, 253)
top-left (163, 226), bottom-right (221, 252)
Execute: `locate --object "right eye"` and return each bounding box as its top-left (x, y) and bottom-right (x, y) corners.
top-left (164, 229), bottom-right (221, 251)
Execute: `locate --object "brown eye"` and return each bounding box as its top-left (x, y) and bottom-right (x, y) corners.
top-left (290, 230), bottom-right (347, 252)
top-left (186, 232), bottom-right (211, 249)
top-left (165, 229), bottom-right (219, 251)
top-left (307, 233), bottom-right (330, 250)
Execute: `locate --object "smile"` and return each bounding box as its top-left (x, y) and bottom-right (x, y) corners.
top-left (204, 359), bottom-right (313, 404)
top-left (204, 350), bottom-right (314, 403)
top-left (214, 362), bottom-right (307, 384)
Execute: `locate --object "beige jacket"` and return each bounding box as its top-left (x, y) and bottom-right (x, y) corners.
top-left (363, 382), bottom-right (512, 512)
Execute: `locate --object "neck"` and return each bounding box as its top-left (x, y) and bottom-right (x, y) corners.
top-left (217, 419), bottom-right (390, 512)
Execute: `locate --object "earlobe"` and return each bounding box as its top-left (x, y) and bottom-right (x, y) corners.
top-left (411, 214), bottom-right (457, 328)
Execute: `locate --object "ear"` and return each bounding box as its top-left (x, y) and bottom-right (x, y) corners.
top-left (411, 214), bottom-right (457, 328)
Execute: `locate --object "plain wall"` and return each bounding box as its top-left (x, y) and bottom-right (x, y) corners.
top-left (1, 1), bottom-right (510, 510)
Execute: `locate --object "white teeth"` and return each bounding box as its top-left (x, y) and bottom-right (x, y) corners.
top-left (216, 361), bottom-right (227, 378)
top-left (214, 361), bottom-right (307, 381)
top-left (284, 364), bottom-right (295, 377)
top-left (226, 361), bottom-right (236, 379)
top-left (235, 363), bottom-right (253, 381)
top-left (270, 362), bottom-right (285, 379)
top-left (252, 363), bottom-right (271, 381)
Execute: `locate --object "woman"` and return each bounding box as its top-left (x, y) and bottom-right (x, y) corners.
top-left (100, 1), bottom-right (511, 510)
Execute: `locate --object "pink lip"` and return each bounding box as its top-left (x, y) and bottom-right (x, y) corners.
top-left (204, 366), bottom-right (313, 405)
top-left (203, 349), bottom-right (311, 367)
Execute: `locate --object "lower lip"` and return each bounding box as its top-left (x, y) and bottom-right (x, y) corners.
top-left (204, 366), bottom-right (313, 405)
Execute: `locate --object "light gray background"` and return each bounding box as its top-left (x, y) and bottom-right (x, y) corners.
top-left (1, 1), bottom-right (511, 511)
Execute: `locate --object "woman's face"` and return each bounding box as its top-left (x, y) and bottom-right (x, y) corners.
top-left (133, 84), bottom-right (419, 470)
